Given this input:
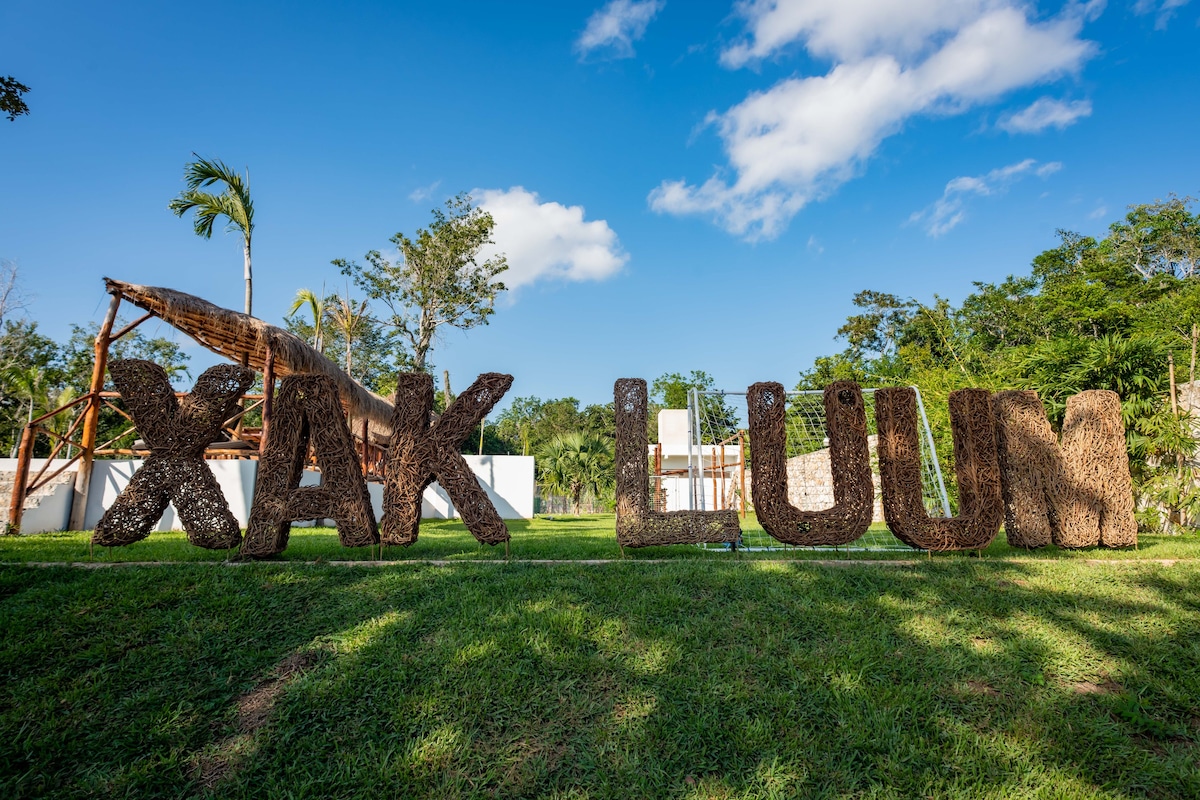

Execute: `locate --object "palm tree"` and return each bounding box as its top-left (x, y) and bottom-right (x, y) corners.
top-left (44, 386), bottom-right (78, 458)
top-left (537, 432), bottom-right (614, 515)
top-left (6, 365), bottom-right (42, 457)
top-left (169, 155), bottom-right (255, 316)
top-left (326, 293), bottom-right (371, 379)
top-left (288, 287), bottom-right (326, 353)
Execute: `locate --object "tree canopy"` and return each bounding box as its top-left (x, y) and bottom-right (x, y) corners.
top-left (335, 193), bottom-right (508, 372)
top-left (0, 76), bottom-right (30, 121)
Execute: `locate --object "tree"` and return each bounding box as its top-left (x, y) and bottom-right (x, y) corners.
top-left (1107, 196), bottom-right (1200, 280)
top-left (0, 77), bottom-right (30, 121)
top-left (325, 292), bottom-right (371, 380)
top-left (494, 396), bottom-right (545, 456)
top-left (335, 193), bottom-right (508, 371)
top-left (650, 370), bottom-right (739, 442)
top-left (0, 260), bottom-right (26, 328)
top-left (169, 155), bottom-right (255, 316)
top-left (537, 432), bottom-right (614, 515)
top-left (288, 288), bottom-right (326, 353)
top-left (836, 290), bottom-right (915, 359)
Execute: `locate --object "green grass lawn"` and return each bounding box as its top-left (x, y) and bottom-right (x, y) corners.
top-left (4, 514), bottom-right (1200, 564)
top-left (3, 520), bottom-right (1200, 798)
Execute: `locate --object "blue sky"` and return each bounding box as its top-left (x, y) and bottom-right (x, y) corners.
top-left (2, 0), bottom-right (1197, 410)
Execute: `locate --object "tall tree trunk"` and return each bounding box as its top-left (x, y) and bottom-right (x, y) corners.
top-left (243, 238), bottom-right (253, 317)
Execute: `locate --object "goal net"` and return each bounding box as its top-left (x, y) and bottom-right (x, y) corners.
top-left (651, 387), bottom-right (951, 551)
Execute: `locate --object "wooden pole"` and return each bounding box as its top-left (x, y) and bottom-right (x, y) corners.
top-left (69, 293), bottom-right (121, 531)
top-left (443, 369), bottom-right (452, 408)
top-left (1191, 323), bottom-right (1197, 385)
top-left (1170, 352), bottom-right (1183, 527)
top-left (6, 424), bottom-right (35, 534)
top-left (360, 418), bottom-right (369, 475)
top-left (739, 431), bottom-right (747, 520)
top-left (258, 344), bottom-right (275, 456)
top-left (654, 442), bottom-right (662, 511)
top-left (711, 446), bottom-right (719, 510)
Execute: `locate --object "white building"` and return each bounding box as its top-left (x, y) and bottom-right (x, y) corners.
top-left (650, 409), bottom-right (743, 513)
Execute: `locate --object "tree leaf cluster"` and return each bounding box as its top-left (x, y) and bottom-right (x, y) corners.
top-left (0, 76), bottom-right (30, 122)
top-left (335, 193), bottom-right (507, 372)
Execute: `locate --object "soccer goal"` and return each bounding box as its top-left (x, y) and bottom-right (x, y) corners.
top-left (671, 387), bottom-right (951, 551)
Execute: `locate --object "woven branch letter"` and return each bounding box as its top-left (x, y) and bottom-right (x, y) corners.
top-left (747, 380), bottom-right (873, 545)
top-left (93, 360), bottom-right (254, 549)
top-left (992, 390), bottom-right (1137, 549)
top-left (381, 372), bottom-right (513, 547)
top-left (1055, 390), bottom-right (1137, 548)
top-left (991, 390), bottom-right (1058, 548)
top-left (875, 387), bottom-right (1003, 551)
top-left (613, 379), bottom-right (740, 548)
top-left (241, 375), bottom-right (378, 557)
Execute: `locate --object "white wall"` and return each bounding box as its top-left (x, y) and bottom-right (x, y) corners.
top-left (1, 458), bottom-right (76, 534)
top-left (425, 455), bottom-right (536, 520)
top-left (69, 454), bottom-right (535, 531)
top-left (83, 460), bottom-right (260, 531)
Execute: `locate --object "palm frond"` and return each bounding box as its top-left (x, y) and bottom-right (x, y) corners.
top-left (172, 155), bottom-right (254, 236)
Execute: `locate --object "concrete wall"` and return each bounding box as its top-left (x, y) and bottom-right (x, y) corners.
top-left (0, 458), bottom-right (76, 534)
top-left (75, 454), bottom-right (535, 531)
top-left (82, 460), bottom-right (260, 531)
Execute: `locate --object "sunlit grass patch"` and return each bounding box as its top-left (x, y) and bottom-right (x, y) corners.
top-left (2, 556), bottom-right (1200, 797)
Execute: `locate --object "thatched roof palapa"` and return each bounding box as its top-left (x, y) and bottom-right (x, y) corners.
top-left (104, 278), bottom-right (394, 439)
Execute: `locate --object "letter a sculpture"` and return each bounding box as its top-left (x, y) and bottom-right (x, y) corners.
top-left (241, 375), bottom-right (378, 557)
top-left (93, 360), bottom-right (255, 549)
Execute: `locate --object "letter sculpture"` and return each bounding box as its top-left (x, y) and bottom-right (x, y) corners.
top-left (381, 372), bottom-right (513, 547)
top-left (993, 389), bottom-right (1136, 549)
top-left (991, 390), bottom-right (1057, 548)
top-left (93, 360), bottom-right (254, 549)
top-left (747, 380), bottom-right (873, 545)
top-left (241, 375), bottom-right (378, 557)
top-left (613, 378), bottom-right (740, 548)
top-left (875, 387), bottom-right (1003, 551)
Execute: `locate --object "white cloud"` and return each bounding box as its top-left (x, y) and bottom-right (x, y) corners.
top-left (1133, 0), bottom-right (1191, 30)
top-left (722, 0), bottom-right (997, 67)
top-left (408, 180), bottom-right (442, 203)
top-left (475, 187), bottom-right (628, 289)
top-left (1089, 204), bottom-right (1108, 219)
top-left (653, 2), bottom-right (1096, 240)
top-left (576, 0), bottom-right (664, 60)
top-left (909, 158), bottom-right (1062, 236)
top-left (998, 96), bottom-right (1092, 133)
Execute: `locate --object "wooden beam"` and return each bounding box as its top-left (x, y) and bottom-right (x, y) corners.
top-left (259, 344), bottom-right (275, 455)
top-left (109, 311), bottom-right (154, 342)
top-left (69, 292), bottom-right (121, 531)
top-left (361, 418), bottom-right (369, 475)
top-left (739, 431), bottom-right (747, 519)
top-left (6, 424), bottom-right (35, 534)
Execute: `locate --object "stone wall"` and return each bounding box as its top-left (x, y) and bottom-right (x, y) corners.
top-left (738, 435), bottom-right (886, 523)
